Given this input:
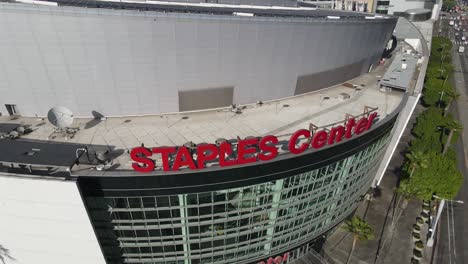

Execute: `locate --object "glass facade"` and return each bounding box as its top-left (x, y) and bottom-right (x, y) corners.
top-left (97, 132), bottom-right (391, 264)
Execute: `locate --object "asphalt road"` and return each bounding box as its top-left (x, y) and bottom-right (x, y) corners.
top-left (434, 13), bottom-right (468, 264)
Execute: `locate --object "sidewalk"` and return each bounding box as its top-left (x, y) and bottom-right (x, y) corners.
top-left (322, 104), bottom-right (431, 264)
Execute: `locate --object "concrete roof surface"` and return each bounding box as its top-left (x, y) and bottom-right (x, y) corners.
top-left (0, 54), bottom-right (408, 172)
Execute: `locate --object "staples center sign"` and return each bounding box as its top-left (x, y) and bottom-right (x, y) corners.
top-left (131, 112), bottom-right (377, 173)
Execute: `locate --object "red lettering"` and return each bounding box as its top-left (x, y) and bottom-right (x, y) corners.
top-left (152, 147), bottom-right (177, 171)
top-left (345, 118), bottom-right (356, 139)
top-left (219, 142), bottom-right (238, 167)
top-left (354, 117), bottom-right (368, 135)
top-left (366, 112), bottom-right (378, 130)
top-left (237, 138), bottom-right (259, 164)
top-left (311, 130), bottom-right (328, 149)
top-left (274, 256), bottom-right (283, 264)
top-left (131, 112), bottom-right (380, 172)
top-left (196, 144), bottom-right (219, 169)
top-left (130, 147), bottom-right (154, 172)
top-left (328, 125), bottom-right (345, 145)
top-left (172, 147), bottom-right (196, 171)
top-left (258, 252), bottom-right (290, 264)
top-left (288, 129), bottom-right (311, 154)
top-left (258, 135), bottom-right (279, 161)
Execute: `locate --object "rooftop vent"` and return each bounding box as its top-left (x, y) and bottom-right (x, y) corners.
top-left (339, 93), bottom-right (351, 100)
top-left (233, 12), bottom-right (254, 17)
top-left (9, 131), bottom-right (19, 139)
top-left (24, 148), bottom-right (40, 156)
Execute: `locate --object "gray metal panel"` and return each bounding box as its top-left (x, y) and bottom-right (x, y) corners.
top-left (380, 53), bottom-right (419, 91)
top-left (0, 139), bottom-right (84, 167)
top-left (179, 87), bottom-right (234, 111)
top-left (0, 3), bottom-right (397, 117)
top-left (295, 59), bottom-right (366, 95)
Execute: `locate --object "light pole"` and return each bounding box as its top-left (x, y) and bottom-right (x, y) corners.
top-left (438, 90), bottom-right (445, 108)
top-left (427, 195), bottom-right (464, 247)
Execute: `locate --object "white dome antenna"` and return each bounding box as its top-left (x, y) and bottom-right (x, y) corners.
top-left (47, 106), bottom-right (74, 129)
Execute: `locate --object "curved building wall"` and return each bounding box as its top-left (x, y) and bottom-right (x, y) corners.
top-left (97, 136), bottom-right (389, 264)
top-left (77, 106), bottom-right (400, 263)
top-left (0, 3), bottom-right (396, 117)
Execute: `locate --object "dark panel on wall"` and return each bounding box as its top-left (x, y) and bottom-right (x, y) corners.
top-left (179, 87), bottom-right (234, 111)
top-left (294, 59), bottom-right (367, 95)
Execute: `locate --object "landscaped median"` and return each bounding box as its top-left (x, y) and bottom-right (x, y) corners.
top-left (394, 36), bottom-right (464, 263)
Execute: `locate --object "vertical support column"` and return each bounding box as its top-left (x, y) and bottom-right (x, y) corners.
top-left (178, 195), bottom-right (191, 264)
top-left (263, 179), bottom-right (284, 253)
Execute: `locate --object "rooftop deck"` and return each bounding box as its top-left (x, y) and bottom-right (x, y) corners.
top-left (0, 43), bottom-right (418, 175)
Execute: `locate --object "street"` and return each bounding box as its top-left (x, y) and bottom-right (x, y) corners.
top-left (433, 12), bottom-right (468, 264)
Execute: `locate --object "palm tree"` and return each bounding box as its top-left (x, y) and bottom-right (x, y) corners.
top-left (392, 151), bottom-right (428, 227)
top-left (439, 43), bottom-right (450, 68)
top-left (0, 245), bottom-right (15, 264)
top-left (442, 120), bottom-right (463, 155)
top-left (392, 182), bottom-right (414, 227)
top-left (405, 150), bottom-right (429, 179)
top-left (443, 89), bottom-right (459, 117)
top-left (342, 216), bottom-right (374, 264)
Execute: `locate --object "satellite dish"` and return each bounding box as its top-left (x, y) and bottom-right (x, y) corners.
top-left (47, 106), bottom-right (74, 128)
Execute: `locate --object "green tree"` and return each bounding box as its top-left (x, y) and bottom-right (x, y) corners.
top-left (393, 181), bottom-right (416, 227)
top-left (422, 78), bottom-right (455, 107)
top-left (410, 107), bottom-right (446, 153)
top-left (425, 62), bottom-right (453, 81)
top-left (422, 78), bottom-right (441, 106)
top-left (407, 152), bottom-right (463, 200)
top-left (443, 0), bottom-right (457, 10)
top-left (412, 107), bottom-right (444, 137)
top-left (405, 150), bottom-right (430, 179)
top-left (342, 216), bottom-right (374, 264)
top-left (426, 64), bottom-right (441, 78)
top-left (443, 89), bottom-right (460, 117)
top-left (442, 119), bottom-right (463, 155)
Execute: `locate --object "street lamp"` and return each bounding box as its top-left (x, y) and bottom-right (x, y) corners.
top-left (427, 195), bottom-right (464, 247)
top-left (438, 90), bottom-right (445, 108)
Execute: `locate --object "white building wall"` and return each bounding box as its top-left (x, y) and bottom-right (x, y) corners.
top-left (0, 3), bottom-right (395, 117)
top-left (0, 174), bottom-right (106, 264)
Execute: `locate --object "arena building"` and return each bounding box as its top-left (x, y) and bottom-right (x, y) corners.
top-left (0, 1), bottom-right (428, 264)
